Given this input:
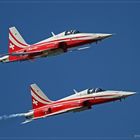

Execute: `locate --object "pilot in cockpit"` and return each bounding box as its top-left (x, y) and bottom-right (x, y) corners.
top-left (65, 30), bottom-right (80, 35)
top-left (87, 88), bottom-right (104, 94)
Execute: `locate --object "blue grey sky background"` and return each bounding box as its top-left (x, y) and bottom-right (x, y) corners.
top-left (0, 0), bottom-right (139, 139)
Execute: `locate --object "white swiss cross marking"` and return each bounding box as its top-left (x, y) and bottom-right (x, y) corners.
top-left (9, 43), bottom-right (15, 50)
top-left (33, 99), bottom-right (38, 106)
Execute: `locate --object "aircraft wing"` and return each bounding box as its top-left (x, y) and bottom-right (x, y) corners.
top-left (0, 53), bottom-right (9, 57)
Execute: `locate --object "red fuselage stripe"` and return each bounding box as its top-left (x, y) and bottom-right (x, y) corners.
top-left (33, 94), bottom-right (120, 111)
top-left (31, 35), bottom-right (91, 47)
top-left (53, 94), bottom-right (119, 105)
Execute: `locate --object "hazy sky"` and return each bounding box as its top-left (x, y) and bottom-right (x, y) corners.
top-left (0, 0), bottom-right (139, 139)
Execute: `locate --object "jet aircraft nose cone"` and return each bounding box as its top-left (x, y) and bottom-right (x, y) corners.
top-left (120, 91), bottom-right (136, 98)
top-left (125, 92), bottom-right (136, 96)
top-left (97, 33), bottom-right (113, 39)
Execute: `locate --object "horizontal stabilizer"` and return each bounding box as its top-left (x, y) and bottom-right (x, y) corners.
top-left (21, 119), bottom-right (33, 124)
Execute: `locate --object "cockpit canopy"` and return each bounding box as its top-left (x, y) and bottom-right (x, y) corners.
top-left (87, 88), bottom-right (105, 94)
top-left (65, 30), bottom-right (80, 35)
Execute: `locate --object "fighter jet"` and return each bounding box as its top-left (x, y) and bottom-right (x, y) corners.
top-left (0, 27), bottom-right (112, 63)
top-left (22, 84), bottom-right (135, 124)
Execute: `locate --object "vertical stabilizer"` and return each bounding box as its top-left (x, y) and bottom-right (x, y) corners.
top-left (8, 27), bottom-right (29, 53)
top-left (30, 84), bottom-right (52, 110)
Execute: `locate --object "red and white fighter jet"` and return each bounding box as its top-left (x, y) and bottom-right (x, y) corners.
top-left (0, 27), bottom-right (112, 63)
top-left (22, 84), bottom-right (135, 124)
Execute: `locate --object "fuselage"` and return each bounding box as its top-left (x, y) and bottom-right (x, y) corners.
top-left (25, 88), bottom-right (135, 121)
top-left (0, 30), bottom-right (112, 63)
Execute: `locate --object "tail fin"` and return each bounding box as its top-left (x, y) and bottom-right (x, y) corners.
top-left (9, 27), bottom-right (29, 53)
top-left (30, 84), bottom-right (52, 110)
